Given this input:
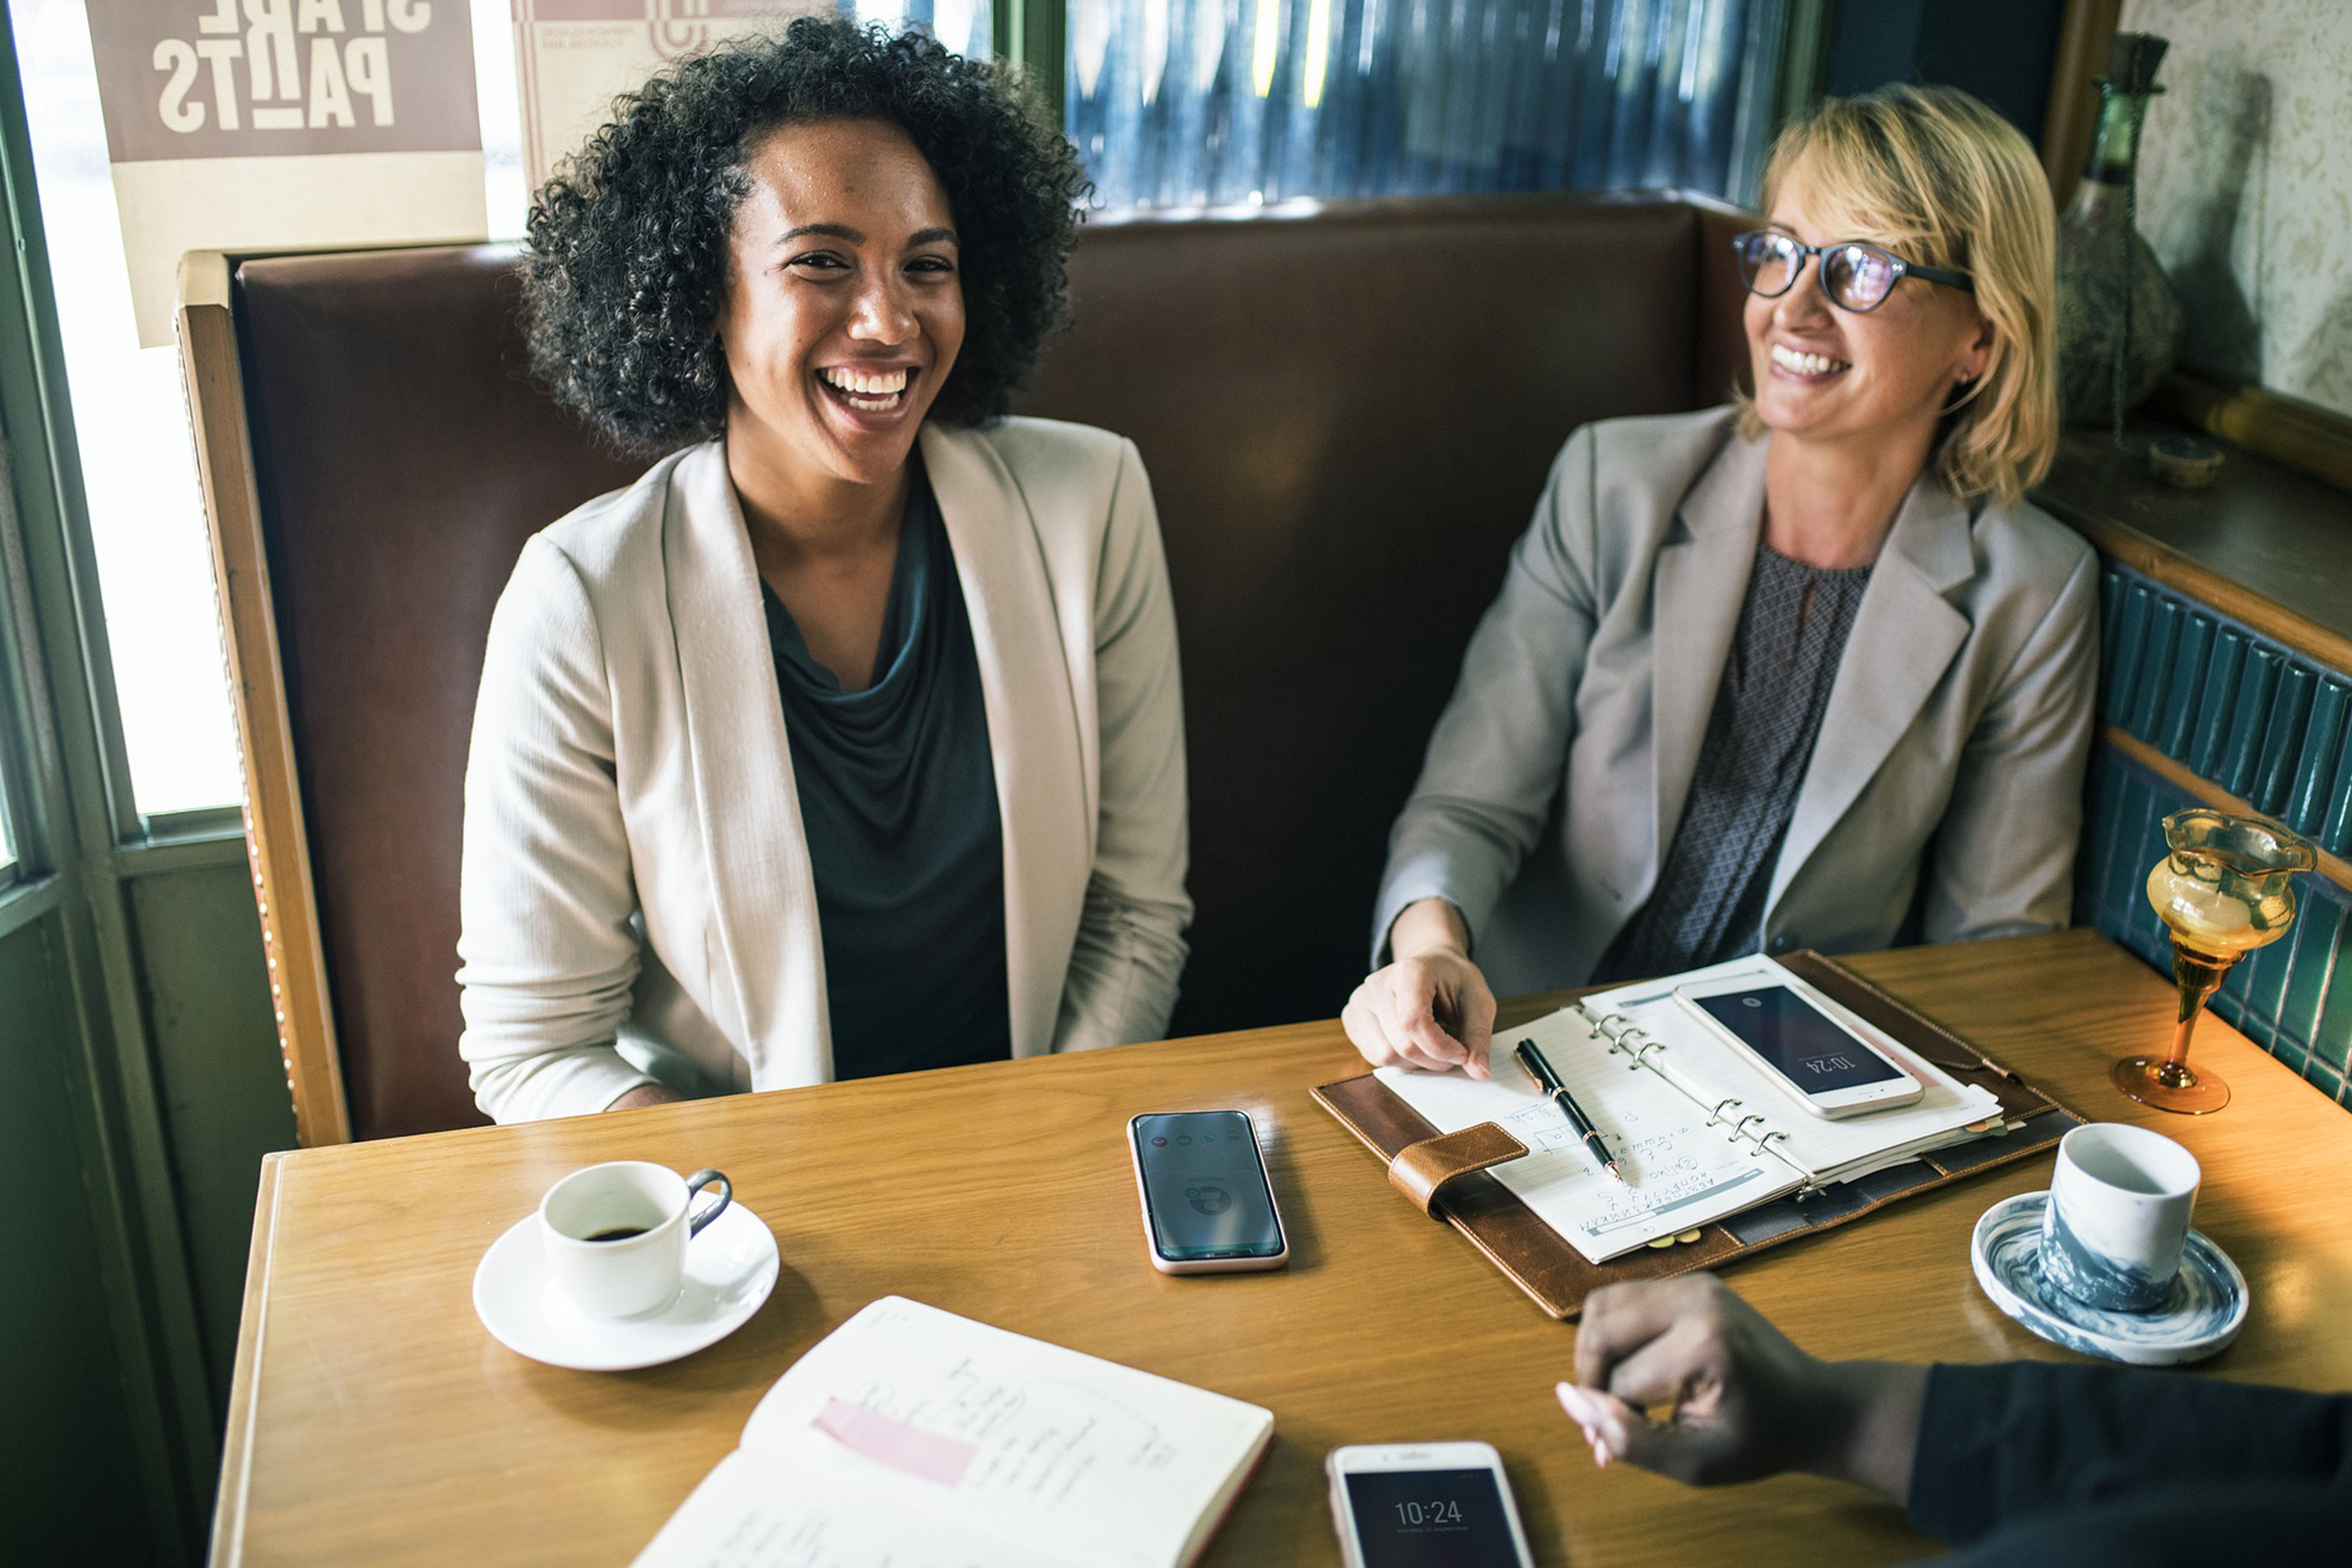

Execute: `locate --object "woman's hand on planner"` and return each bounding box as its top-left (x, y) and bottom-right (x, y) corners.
top-left (1556, 1274), bottom-right (1926, 1504)
top-left (1341, 900), bottom-right (1497, 1078)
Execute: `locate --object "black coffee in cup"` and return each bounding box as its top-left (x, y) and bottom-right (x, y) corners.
top-left (585, 1225), bottom-right (650, 1242)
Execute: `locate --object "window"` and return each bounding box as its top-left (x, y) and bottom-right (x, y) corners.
top-left (9, 0), bottom-right (539, 821)
top-left (0, 573), bottom-right (24, 881)
top-left (9, 1), bottom-right (985, 826)
top-left (6, 2), bottom-right (545, 822)
top-left (864, 0), bottom-right (991, 57)
top-left (14, 0), bottom-right (244, 819)
top-left (1067, 0), bottom-right (1787, 211)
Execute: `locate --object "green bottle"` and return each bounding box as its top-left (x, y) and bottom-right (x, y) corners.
top-left (2054, 32), bottom-right (2186, 429)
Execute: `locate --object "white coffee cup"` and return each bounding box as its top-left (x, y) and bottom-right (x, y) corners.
top-left (539, 1162), bottom-right (733, 1319)
top-left (2037, 1123), bottom-right (2199, 1313)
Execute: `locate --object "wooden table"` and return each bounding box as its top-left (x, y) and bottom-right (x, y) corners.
top-left (210, 930), bottom-right (2352, 1566)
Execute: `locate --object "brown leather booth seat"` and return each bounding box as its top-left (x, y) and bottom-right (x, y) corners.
top-left (213, 192), bottom-right (1750, 1141)
top-left (1028, 196), bottom-right (1750, 1039)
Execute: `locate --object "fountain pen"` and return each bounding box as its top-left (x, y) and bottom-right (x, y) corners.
top-left (1514, 1038), bottom-right (1624, 1184)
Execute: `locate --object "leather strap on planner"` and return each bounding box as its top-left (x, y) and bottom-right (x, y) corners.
top-left (1388, 1123), bottom-right (1529, 1216)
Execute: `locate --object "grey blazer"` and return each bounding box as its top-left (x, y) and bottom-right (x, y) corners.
top-left (1374, 406), bottom-right (2099, 994)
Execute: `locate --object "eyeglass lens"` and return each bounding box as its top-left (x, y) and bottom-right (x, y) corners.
top-left (1739, 234), bottom-right (1900, 311)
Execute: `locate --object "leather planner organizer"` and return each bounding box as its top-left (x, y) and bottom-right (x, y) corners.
top-left (1313, 950), bottom-right (2082, 1320)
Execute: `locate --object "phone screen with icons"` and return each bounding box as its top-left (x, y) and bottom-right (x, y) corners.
top-left (1131, 1111), bottom-right (1284, 1261)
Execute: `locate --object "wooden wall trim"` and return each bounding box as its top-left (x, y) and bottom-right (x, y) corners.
top-left (176, 255), bottom-right (350, 1149)
top-left (2035, 423), bottom-right (2352, 680)
top-left (2105, 726), bottom-right (2352, 894)
top-left (2051, 503), bottom-right (2352, 680)
top-left (2154, 368), bottom-right (2352, 497)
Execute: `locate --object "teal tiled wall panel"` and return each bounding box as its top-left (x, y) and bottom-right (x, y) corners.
top-left (2295, 679), bottom-right (2352, 839)
top-left (2083, 565), bottom-right (2352, 1112)
top-left (2187, 629), bottom-right (2246, 780)
top-left (2095, 566), bottom-right (2352, 858)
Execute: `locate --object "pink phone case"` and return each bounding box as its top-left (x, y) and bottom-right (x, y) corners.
top-left (1129, 1113), bottom-right (1291, 1274)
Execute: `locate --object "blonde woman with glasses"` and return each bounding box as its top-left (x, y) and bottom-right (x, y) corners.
top-left (1344, 84), bottom-right (2094, 1078)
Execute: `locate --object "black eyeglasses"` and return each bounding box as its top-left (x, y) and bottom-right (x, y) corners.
top-left (1731, 230), bottom-right (1974, 313)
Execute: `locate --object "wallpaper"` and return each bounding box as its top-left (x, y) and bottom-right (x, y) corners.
top-left (2117, 0), bottom-right (2352, 418)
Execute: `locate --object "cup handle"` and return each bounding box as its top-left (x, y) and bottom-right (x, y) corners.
top-left (683, 1169), bottom-right (733, 1238)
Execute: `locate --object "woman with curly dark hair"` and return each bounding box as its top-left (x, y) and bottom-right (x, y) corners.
top-left (457, 18), bottom-right (1189, 1122)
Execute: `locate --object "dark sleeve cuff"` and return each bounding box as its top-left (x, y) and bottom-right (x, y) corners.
top-left (1907, 1360), bottom-right (2352, 1547)
top-left (1906, 1363), bottom-right (2015, 1545)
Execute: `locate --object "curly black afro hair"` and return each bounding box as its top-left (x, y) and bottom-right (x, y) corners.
top-left (523, 17), bottom-right (1084, 454)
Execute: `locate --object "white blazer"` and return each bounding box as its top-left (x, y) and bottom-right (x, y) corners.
top-left (458, 418), bottom-right (1192, 1123)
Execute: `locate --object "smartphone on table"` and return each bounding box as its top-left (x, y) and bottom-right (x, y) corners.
top-left (1127, 1110), bottom-right (1289, 1273)
top-left (1327, 1441), bottom-right (1539, 1568)
top-left (1672, 975), bottom-right (1924, 1118)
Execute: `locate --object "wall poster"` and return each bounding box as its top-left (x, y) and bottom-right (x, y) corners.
top-left (87, 0), bottom-right (489, 346)
top-left (511, 1), bottom-right (826, 189)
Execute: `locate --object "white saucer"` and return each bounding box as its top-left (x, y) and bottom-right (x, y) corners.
top-left (473, 1201), bottom-right (779, 1371)
top-left (1970, 1191), bottom-right (2248, 1366)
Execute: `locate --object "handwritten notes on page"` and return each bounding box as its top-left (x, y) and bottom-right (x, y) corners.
top-left (629, 1449), bottom-right (1032, 1568)
top-left (1375, 1008), bottom-right (1804, 1264)
top-left (629, 1297), bottom-right (1273, 1568)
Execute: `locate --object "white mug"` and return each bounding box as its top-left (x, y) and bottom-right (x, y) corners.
top-left (2038, 1123), bottom-right (2199, 1313)
top-left (538, 1162), bottom-right (733, 1319)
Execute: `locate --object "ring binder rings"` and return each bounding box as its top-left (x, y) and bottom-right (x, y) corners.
top-left (1311, 949), bottom-right (2080, 1320)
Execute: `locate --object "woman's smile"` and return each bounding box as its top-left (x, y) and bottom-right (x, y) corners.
top-left (1768, 342), bottom-right (1851, 380)
top-left (817, 363), bottom-right (916, 414)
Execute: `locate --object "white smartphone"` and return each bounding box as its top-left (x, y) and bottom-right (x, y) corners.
top-left (1672, 975), bottom-right (1925, 1118)
top-left (1128, 1110), bottom-right (1290, 1273)
top-left (1326, 1441), bottom-right (1537, 1568)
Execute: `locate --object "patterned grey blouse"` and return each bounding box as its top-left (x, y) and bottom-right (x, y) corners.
top-left (1595, 543), bottom-right (1873, 982)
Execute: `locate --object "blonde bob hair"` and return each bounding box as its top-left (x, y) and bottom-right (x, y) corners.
top-left (1734, 83), bottom-right (2058, 510)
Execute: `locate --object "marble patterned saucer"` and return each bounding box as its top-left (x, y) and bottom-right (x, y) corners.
top-left (1970, 1191), bottom-right (2248, 1366)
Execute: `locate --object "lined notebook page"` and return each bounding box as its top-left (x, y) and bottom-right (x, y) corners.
top-left (1376, 1007), bottom-right (1805, 1263)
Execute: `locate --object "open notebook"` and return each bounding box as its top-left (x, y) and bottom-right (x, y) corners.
top-left (1375, 954), bottom-right (2009, 1264)
top-left (629, 1297), bottom-right (1273, 1568)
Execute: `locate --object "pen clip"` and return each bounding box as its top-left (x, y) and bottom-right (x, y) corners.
top-left (1513, 1038), bottom-right (1565, 1095)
